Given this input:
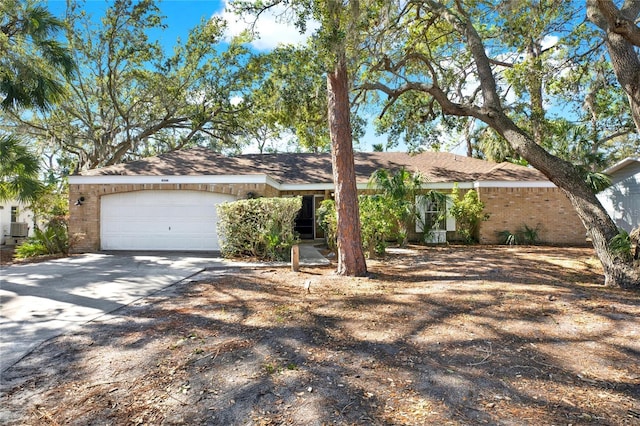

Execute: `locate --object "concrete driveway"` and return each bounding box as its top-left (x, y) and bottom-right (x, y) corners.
top-left (0, 252), bottom-right (225, 372)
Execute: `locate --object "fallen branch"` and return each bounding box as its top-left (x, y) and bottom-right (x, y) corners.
top-left (467, 342), bottom-right (493, 366)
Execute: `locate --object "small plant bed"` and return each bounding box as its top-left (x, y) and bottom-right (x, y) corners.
top-left (0, 245), bottom-right (16, 266)
top-left (0, 245), bottom-right (66, 267)
top-left (1, 246), bottom-right (639, 425)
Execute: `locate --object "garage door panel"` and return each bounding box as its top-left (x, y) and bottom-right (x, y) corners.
top-left (101, 190), bottom-right (235, 251)
top-left (171, 222), bottom-right (212, 233)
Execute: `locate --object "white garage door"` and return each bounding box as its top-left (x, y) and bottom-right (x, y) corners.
top-left (101, 190), bottom-right (236, 251)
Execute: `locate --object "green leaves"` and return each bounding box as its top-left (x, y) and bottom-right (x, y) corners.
top-left (217, 197), bottom-right (302, 261)
top-left (448, 184), bottom-right (488, 243)
top-left (0, 0), bottom-right (75, 111)
top-left (241, 45), bottom-right (331, 152)
top-left (0, 135), bottom-right (43, 202)
top-left (15, 217), bottom-right (69, 258)
top-left (356, 0), bottom-right (636, 171)
top-left (316, 195), bottom-right (401, 258)
top-left (6, 0), bottom-right (259, 171)
top-left (367, 167), bottom-right (427, 248)
top-left (609, 229), bottom-right (632, 261)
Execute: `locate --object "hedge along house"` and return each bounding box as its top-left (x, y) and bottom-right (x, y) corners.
top-left (68, 147), bottom-right (587, 253)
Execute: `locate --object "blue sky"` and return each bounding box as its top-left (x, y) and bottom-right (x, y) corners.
top-left (46, 1), bottom-right (227, 51)
top-left (44, 0), bottom-right (316, 52)
top-left (47, 1), bottom-right (222, 29)
top-left (40, 0), bottom-right (414, 154)
top-left (41, 0), bottom-right (353, 153)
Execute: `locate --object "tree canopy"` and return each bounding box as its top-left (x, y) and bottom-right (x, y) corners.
top-left (0, 135), bottom-right (43, 202)
top-left (356, 0), bottom-right (638, 287)
top-left (2, 0), bottom-right (259, 173)
top-left (240, 46), bottom-right (332, 153)
top-left (0, 0), bottom-right (74, 201)
top-left (0, 0), bottom-right (75, 111)
top-left (1, 0), bottom-right (638, 286)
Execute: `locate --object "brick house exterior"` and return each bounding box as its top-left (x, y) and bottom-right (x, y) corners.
top-left (68, 148), bottom-right (587, 253)
top-left (476, 185), bottom-right (586, 244)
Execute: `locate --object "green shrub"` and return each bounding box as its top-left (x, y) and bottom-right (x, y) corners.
top-left (609, 229), bottom-right (632, 261)
top-left (316, 196), bottom-right (401, 258)
top-left (519, 224), bottom-right (541, 245)
top-left (368, 168), bottom-right (425, 247)
top-left (15, 216), bottom-right (69, 259)
top-left (497, 230), bottom-right (519, 245)
top-left (448, 184), bottom-right (489, 243)
top-left (217, 197), bottom-right (301, 261)
top-left (359, 194), bottom-right (401, 257)
top-left (497, 224), bottom-right (541, 246)
top-left (316, 199), bottom-right (337, 253)
top-left (14, 240), bottom-right (48, 258)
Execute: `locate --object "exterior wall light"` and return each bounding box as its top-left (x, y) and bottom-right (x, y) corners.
top-left (75, 196), bottom-right (85, 206)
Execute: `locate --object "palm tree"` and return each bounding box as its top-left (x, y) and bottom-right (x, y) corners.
top-left (0, 135), bottom-right (43, 202)
top-left (1, 1), bottom-right (73, 202)
top-left (369, 168), bottom-right (428, 246)
top-left (1, 0), bottom-right (75, 111)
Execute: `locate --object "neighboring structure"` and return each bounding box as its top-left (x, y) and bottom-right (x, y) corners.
top-left (597, 157), bottom-right (640, 233)
top-left (0, 200), bottom-right (34, 246)
top-left (68, 148), bottom-right (587, 253)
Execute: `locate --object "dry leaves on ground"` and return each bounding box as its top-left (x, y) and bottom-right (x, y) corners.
top-left (1, 245), bottom-right (639, 425)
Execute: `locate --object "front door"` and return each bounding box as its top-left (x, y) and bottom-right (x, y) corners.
top-left (314, 195), bottom-right (325, 239)
top-left (295, 195), bottom-right (314, 239)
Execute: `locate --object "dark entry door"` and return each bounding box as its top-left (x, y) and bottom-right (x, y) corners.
top-left (295, 195), bottom-right (314, 239)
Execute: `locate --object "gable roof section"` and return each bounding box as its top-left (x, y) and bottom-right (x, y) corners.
top-left (603, 157), bottom-right (640, 176)
top-left (76, 147), bottom-right (547, 184)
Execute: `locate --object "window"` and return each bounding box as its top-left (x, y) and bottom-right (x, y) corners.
top-left (423, 199), bottom-right (446, 230)
top-left (416, 194), bottom-right (455, 233)
top-left (10, 206), bottom-right (18, 223)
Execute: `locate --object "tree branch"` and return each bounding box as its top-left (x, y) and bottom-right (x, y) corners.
top-left (594, 0), bottom-right (640, 46)
top-left (359, 81), bottom-right (487, 121)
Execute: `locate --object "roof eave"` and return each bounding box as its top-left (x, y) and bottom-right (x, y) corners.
top-left (603, 157), bottom-right (640, 175)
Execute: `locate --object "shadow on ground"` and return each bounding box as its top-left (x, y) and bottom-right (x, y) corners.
top-left (1, 246), bottom-right (639, 425)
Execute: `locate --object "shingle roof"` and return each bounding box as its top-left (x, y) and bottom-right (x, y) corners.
top-left (78, 147), bottom-right (547, 183)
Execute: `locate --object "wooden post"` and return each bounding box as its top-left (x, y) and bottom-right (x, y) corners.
top-left (291, 244), bottom-right (300, 272)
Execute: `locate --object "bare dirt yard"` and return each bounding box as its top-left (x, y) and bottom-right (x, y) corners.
top-left (1, 245), bottom-right (639, 425)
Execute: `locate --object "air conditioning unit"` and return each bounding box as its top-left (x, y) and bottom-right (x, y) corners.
top-left (10, 222), bottom-right (29, 237)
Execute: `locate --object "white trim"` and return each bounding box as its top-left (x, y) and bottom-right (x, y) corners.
top-left (69, 173), bottom-right (556, 190)
top-left (365, 182), bottom-right (475, 191)
top-left (445, 197), bottom-right (455, 231)
top-left (422, 182), bottom-right (474, 190)
top-left (69, 174), bottom-right (276, 186)
top-left (473, 181), bottom-right (556, 188)
top-left (279, 183), bottom-right (336, 191)
top-left (603, 157), bottom-right (639, 175)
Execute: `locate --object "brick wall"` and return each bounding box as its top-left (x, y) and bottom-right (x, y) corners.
top-left (68, 182), bottom-right (279, 253)
top-left (477, 186), bottom-right (587, 245)
top-left (69, 181), bottom-right (589, 253)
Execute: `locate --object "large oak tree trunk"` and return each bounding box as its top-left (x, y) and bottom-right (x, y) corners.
top-left (454, 2), bottom-right (640, 288)
top-left (327, 56), bottom-right (367, 277)
top-left (493, 115), bottom-right (640, 288)
top-left (587, 0), bottom-right (640, 133)
top-left (602, 32), bottom-right (640, 133)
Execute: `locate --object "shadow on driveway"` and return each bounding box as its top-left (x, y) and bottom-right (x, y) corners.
top-left (0, 252), bottom-right (225, 372)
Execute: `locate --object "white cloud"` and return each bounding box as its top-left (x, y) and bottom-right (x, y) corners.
top-left (541, 35), bottom-right (559, 51)
top-left (216, 1), bottom-right (319, 50)
top-left (229, 95), bottom-right (244, 106)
